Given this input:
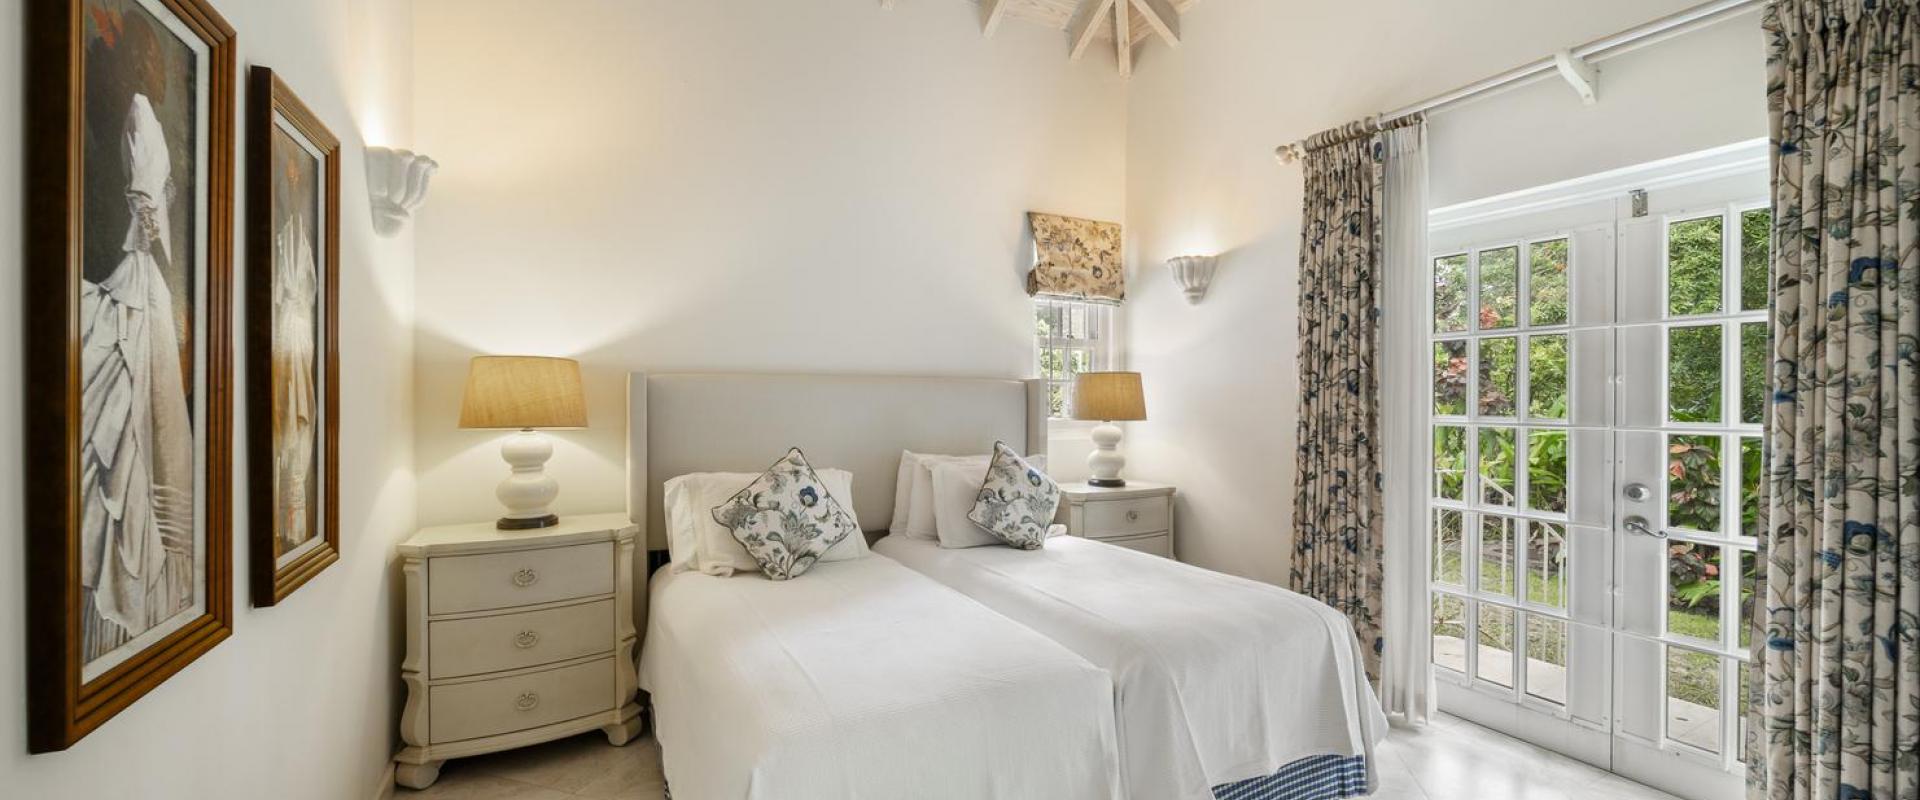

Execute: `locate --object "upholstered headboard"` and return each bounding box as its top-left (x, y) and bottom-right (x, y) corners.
top-left (627, 372), bottom-right (1047, 552)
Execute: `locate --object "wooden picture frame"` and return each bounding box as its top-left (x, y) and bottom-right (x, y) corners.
top-left (24, 0), bottom-right (236, 752)
top-left (246, 67), bottom-right (340, 607)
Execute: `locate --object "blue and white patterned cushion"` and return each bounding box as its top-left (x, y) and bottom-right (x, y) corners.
top-left (1212, 754), bottom-right (1369, 800)
top-left (710, 448), bottom-right (859, 580)
top-left (965, 442), bottom-right (1060, 550)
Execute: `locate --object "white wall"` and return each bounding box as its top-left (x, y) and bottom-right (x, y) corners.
top-left (1122, 0), bottom-right (1767, 583)
top-left (410, 0), bottom-right (1128, 526)
top-left (0, 1), bottom-right (417, 798)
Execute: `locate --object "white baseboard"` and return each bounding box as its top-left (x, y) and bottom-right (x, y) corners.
top-left (372, 762), bottom-right (396, 800)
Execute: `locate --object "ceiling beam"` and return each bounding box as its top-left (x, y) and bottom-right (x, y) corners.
top-left (1114, 3), bottom-right (1132, 77)
top-left (1067, 0), bottom-right (1117, 61)
top-left (981, 0), bottom-right (1011, 36)
top-left (1128, 0), bottom-right (1180, 46)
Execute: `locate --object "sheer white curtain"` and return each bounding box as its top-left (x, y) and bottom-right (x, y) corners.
top-left (1377, 122), bottom-right (1433, 727)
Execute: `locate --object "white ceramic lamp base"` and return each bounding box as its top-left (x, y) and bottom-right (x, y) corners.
top-left (1086, 422), bottom-right (1128, 488)
top-left (496, 429), bottom-right (560, 530)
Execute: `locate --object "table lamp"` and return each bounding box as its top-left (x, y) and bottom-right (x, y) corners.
top-left (459, 355), bottom-right (587, 529)
top-left (1071, 371), bottom-right (1146, 487)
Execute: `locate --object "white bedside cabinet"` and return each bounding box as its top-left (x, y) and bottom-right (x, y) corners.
top-left (393, 513), bottom-right (642, 789)
top-left (1056, 481), bottom-right (1176, 559)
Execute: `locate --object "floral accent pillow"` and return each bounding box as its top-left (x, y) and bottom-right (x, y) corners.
top-left (710, 448), bottom-right (860, 580)
top-left (965, 442), bottom-right (1061, 550)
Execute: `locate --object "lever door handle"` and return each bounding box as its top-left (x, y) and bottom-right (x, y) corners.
top-left (1623, 515), bottom-right (1665, 539)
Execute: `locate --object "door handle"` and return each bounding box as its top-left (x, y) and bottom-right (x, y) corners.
top-left (1622, 515), bottom-right (1665, 539)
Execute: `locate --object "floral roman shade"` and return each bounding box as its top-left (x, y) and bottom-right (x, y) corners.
top-left (1028, 212), bottom-right (1125, 302)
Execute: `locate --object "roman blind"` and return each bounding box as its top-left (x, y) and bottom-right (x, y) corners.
top-left (1027, 212), bottom-right (1124, 303)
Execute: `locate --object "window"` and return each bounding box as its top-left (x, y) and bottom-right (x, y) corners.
top-left (1035, 297), bottom-right (1116, 419)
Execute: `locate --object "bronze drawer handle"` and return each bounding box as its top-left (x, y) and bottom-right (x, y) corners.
top-left (514, 630), bottom-right (540, 649)
top-left (511, 568), bottom-right (539, 588)
top-left (515, 692), bottom-right (540, 711)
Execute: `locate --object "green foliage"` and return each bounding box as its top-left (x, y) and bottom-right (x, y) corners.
top-left (1478, 247), bottom-right (1519, 329)
top-left (1435, 255), bottom-right (1470, 333)
top-left (1669, 326), bottom-right (1723, 423)
top-left (1669, 216), bottom-right (1725, 316)
top-left (1668, 436), bottom-right (1722, 532)
top-left (1528, 335), bottom-right (1569, 420)
top-left (1741, 322), bottom-right (1767, 424)
top-left (1479, 337), bottom-right (1518, 415)
top-left (1740, 209), bottom-right (1771, 312)
top-left (1434, 342), bottom-right (1468, 415)
top-left (1529, 239), bottom-right (1571, 326)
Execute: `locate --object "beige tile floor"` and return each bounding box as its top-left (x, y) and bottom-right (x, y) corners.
top-left (398, 713), bottom-right (1683, 800)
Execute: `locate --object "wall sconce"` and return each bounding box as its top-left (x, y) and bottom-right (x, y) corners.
top-left (1167, 255), bottom-right (1219, 304)
top-left (366, 146), bottom-right (438, 236)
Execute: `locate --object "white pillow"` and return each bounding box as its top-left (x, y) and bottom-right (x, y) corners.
top-left (888, 451), bottom-right (940, 535)
top-left (933, 460), bottom-right (1064, 549)
top-left (664, 467), bottom-right (867, 575)
top-left (903, 452), bottom-right (1045, 539)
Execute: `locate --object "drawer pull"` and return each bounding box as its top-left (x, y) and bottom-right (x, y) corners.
top-left (1125, 510), bottom-right (1140, 522)
top-left (515, 692), bottom-right (540, 711)
top-left (514, 630), bottom-right (540, 650)
top-left (511, 568), bottom-right (539, 588)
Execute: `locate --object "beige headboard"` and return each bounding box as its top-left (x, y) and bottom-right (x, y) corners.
top-left (627, 372), bottom-right (1047, 551)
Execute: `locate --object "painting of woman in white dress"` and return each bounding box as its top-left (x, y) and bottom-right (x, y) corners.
top-left (27, 0), bottom-right (233, 752)
top-left (269, 122), bottom-right (323, 565)
top-left (248, 66), bottom-right (341, 606)
top-left (75, 0), bottom-right (206, 678)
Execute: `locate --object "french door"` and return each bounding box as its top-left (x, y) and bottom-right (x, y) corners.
top-left (1424, 146), bottom-right (1766, 800)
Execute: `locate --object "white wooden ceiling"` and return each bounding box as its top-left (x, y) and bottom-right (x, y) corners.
top-left (883, 0), bottom-right (1200, 76)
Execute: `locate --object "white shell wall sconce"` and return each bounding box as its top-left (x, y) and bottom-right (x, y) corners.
top-left (1167, 255), bottom-right (1219, 304)
top-left (366, 146), bottom-right (439, 237)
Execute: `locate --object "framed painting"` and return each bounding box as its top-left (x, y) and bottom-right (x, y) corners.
top-left (23, 0), bottom-right (235, 752)
top-left (246, 67), bottom-right (340, 607)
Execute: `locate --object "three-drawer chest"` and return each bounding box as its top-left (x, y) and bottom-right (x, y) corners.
top-left (393, 513), bottom-right (642, 789)
top-left (1055, 481), bottom-right (1176, 558)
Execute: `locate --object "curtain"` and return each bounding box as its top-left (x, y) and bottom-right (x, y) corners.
top-left (1290, 120), bottom-right (1389, 682)
top-left (1028, 212), bottom-right (1125, 302)
top-left (1377, 123), bottom-right (1433, 725)
top-left (1750, 2), bottom-right (1920, 798)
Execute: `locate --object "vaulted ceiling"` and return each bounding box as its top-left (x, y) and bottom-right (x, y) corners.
top-left (883, 0), bottom-right (1201, 76)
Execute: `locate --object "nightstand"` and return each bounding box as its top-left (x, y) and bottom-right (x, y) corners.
top-left (1055, 481), bottom-right (1175, 558)
top-left (392, 513), bottom-right (642, 789)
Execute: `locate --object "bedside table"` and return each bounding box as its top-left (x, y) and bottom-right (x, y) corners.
top-left (392, 513), bottom-right (642, 789)
top-left (1055, 481), bottom-right (1175, 559)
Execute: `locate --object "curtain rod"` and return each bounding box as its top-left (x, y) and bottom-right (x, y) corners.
top-left (1274, 0), bottom-right (1765, 164)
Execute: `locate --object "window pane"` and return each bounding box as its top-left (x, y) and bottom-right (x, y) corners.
top-left (1667, 646), bottom-right (1722, 754)
top-left (1040, 349), bottom-right (1064, 381)
top-left (1741, 436), bottom-right (1763, 539)
top-left (1527, 334), bottom-right (1568, 420)
top-left (1669, 325), bottom-right (1724, 423)
top-left (1477, 604), bottom-right (1516, 688)
top-left (1432, 594), bottom-right (1468, 674)
top-left (1434, 341), bottom-right (1469, 415)
top-left (1035, 303), bottom-right (1054, 337)
top-left (1435, 254), bottom-right (1470, 333)
top-left (1741, 322), bottom-right (1767, 425)
top-left (1669, 435), bottom-right (1724, 533)
top-left (1525, 616), bottom-right (1567, 706)
top-left (1668, 540), bottom-right (1723, 643)
top-left (1527, 430), bottom-right (1568, 514)
top-left (1669, 215), bottom-right (1725, 317)
top-left (1047, 384), bottom-right (1066, 417)
top-left (1433, 510), bottom-right (1465, 586)
top-left (1529, 239), bottom-right (1571, 326)
top-left (1480, 514), bottom-right (1516, 597)
top-left (1739, 549), bottom-right (1758, 650)
top-left (1434, 426), bottom-right (1467, 501)
top-left (1479, 246), bottom-right (1519, 330)
top-left (1068, 349), bottom-right (1092, 375)
top-left (1526, 521), bottom-right (1567, 608)
top-left (1479, 427), bottom-right (1516, 507)
top-left (1479, 337), bottom-right (1518, 416)
top-left (1741, 208), bottom-right (1770, 312)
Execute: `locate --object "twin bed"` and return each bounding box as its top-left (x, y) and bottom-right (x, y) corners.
top-left (626, 373), bottom-right (1386, 800)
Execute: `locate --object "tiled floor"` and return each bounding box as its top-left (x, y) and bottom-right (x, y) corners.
top-left (397, 713), bottom-right (1682, 800)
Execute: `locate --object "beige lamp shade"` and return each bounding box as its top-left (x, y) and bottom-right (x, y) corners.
top-left (458, 356), bottom-right (588, 430)
top-left (1071, 371), bottom-right (1146, 422)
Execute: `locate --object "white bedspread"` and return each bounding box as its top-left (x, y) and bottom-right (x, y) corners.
top-left (639, 553), bottom-right (1122, 800)
top-left (875, 535), bottom-right (1388, 800)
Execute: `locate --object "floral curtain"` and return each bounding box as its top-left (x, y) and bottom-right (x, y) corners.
top-left (1028, 212), bottom-right (1125, 302)
top-left (1749, 2), bottom-right (1920, 798)
top-left (1290, 120), bottom-right (1388, 681)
